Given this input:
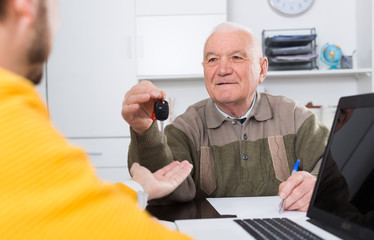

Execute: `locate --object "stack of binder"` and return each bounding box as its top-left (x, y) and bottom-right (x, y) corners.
top-left (262, 28), bottom-right (318, 71)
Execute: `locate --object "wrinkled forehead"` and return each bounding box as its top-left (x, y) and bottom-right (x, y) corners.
top-left (203, 30), bottom-right (260, 58)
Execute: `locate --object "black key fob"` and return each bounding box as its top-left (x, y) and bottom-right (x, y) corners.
top-left (154, 100), bottom-right (169, 121)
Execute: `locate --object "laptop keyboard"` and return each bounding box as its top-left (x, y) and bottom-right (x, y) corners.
top-left (234, 218), bottom-right (323, 240)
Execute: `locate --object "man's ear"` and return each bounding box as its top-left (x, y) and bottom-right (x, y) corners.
top-left (258, 57), bottom-right (268, 84)
top-left (11, 0), bottom-right (37, 22)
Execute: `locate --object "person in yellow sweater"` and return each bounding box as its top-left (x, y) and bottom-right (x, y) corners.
top-left (0, 0), bottom-right (193, 239)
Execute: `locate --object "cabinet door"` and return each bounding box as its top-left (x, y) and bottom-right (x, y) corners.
top-left (47, 0), bottom-right (136, 138)
top-left (136, 14), bottom-right (226, 76)
top-left (69, 138), bottom-right (130, 168)
top-left (136, 0), bottom-right (226, 15)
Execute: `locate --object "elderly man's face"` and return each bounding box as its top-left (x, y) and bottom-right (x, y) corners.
top-left (203, 30), bottom-right (264, 110)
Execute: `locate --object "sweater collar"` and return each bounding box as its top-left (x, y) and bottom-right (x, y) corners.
top-left (0, 67), bottom-right (35, 89)
top-left (0, 67), bottom-right (47, 115)
top-left (205, 91), bottom-right (273, 129)
top-left (214, 93), bottom-right (256, 120)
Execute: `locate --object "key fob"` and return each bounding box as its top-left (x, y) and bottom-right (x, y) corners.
top-left (154, 100), bottom-right (169, 121)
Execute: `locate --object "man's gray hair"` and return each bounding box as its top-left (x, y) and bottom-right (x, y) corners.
top-left (205, 21), bottom-right (263, 58)
top-left (212, 21), bottom-right (254, 35)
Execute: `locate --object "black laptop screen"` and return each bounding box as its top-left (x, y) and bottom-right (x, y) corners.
top-left (308, 93), bottom-right (374, 239)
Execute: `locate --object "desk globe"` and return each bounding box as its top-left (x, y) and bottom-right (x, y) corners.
top-left (320, 43), bottom-right (342, 69)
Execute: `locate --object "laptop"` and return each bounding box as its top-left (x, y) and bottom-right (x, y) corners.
top-left (175, 93), bottom-right (374, 240)
top-left (233, 93), bottom-right (374, 240)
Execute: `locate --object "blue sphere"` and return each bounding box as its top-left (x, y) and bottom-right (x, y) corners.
top-left (321, 43), bottom-right (342, 69)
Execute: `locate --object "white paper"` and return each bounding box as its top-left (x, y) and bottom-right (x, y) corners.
top-left (207, 196), bottom-right (306, 219)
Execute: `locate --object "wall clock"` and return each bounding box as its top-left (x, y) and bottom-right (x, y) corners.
top-left (268, 0), bottom-right (315, 16)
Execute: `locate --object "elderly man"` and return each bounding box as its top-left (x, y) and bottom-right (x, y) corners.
top-left (0, 0), bottom-right (192, 239)
top-left (122, 22), bottom-right (329, 211)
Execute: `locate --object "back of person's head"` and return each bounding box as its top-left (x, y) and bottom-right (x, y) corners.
top-left (0, 0), bottom-right (52, 85)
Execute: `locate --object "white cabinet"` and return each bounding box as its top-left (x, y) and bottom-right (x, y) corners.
top-left (69, 138), bottom-right (131, 182)
top-left (69, 138), bottom-right (130, 168)
top-left (47, 0), bottom-right (136, 182)
top-left (47, 0), bottom-right (136, 138)
top-left (136, 15), bottom-right (225, 76)
top-left (136, 0), bottom-right (227, 77)
top-left (136, 0), bottom-right (227, 120)
top-left (135, 0), bottom-right (226, 15)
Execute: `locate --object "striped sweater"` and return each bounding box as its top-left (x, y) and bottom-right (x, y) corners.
top-left (129, 92), bottom-right (330, 204)
top-left (0, 68), bottom-right (191, 239)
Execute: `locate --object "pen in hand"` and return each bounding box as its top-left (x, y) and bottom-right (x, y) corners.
top-left (279, 159), bottom-right (300, 213)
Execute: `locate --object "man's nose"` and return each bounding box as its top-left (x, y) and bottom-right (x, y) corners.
top-left (217, 58), bottom-right (233, 76)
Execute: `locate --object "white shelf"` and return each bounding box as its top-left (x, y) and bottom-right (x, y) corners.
top-left (137, 74), bottom-right (204, 81)
top-left (267, 68), bottom-right (372, 79)
top-left (137, 68), bottom-right (372, 81)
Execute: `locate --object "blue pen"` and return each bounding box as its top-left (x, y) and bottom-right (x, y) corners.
top-left (279, 159), bottom-right (300, 213)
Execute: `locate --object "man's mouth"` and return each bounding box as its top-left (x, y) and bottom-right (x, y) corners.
top-left (217, 82), bottom-right (234, 86)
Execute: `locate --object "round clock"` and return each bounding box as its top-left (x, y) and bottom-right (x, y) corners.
top-left (268, 0), bottom-right (315, 16)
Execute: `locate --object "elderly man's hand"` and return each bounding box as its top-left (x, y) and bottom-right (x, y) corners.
top-left (121, 80), bottom-right (166, 134)
top-left (278, 171), bottom-right (316, 212)
top-left (130, 161), bottom-right (193, 201)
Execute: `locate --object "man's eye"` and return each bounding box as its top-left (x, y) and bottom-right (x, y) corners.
top-left (232, 55), bottom-right (247, 63)
top-left (208, 58), bottom-right (217, 62)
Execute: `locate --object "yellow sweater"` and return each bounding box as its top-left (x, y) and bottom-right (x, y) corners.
top-left (0, 68), bottom-right (191, 240)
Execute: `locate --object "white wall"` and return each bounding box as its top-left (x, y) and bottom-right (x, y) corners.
top-left (226, 0), bottom-right (370, 110)
top-left (228, 0), bottom-right (357, 67)
top-left (356, 0), bottom-right (373, 68)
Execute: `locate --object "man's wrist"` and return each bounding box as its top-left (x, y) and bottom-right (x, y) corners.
top-left (130, 119), bottom-right (154, 135)
top-left (124, 180), bottom-right (149, 209)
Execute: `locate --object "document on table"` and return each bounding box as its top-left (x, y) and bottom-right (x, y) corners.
top-left (207, 196), bottom-right (306, 219)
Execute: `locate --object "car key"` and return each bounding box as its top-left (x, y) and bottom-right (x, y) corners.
top-left (153, 100), bottom-right (169, 144)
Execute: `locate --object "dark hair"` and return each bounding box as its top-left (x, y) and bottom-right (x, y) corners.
top-left (0, 0), bottom-right (8, 21)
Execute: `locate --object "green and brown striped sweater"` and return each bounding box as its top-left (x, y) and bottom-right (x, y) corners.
top-left (128, 92), bottom-right (330, 204)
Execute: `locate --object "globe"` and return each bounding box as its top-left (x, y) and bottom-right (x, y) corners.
top-left (320, 43), bottom-right (342, 69)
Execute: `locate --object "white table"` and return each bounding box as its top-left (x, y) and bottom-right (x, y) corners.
top-left (172, 196), bottom-right (341, 240)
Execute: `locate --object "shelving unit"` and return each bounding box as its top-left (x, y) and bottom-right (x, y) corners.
top-left (262, 28), bottom-right (318, 71)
